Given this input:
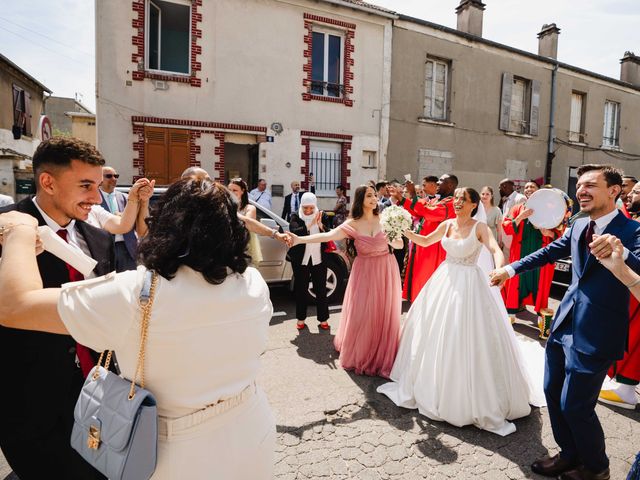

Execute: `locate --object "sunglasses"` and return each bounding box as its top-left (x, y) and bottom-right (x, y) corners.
top-left (103, 174), bottom-right (120, 179)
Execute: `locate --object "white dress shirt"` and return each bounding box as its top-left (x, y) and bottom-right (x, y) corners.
top-left (32, 197), bottom-right (96, 278)
top-left (502, 190), bottom-right (527, 216)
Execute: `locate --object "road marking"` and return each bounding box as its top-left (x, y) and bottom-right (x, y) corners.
top-left (272, 311), bottom-right (287, 317)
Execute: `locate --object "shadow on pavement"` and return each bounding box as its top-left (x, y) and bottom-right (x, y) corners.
top-left (289, 328), bottom-right (339, 370)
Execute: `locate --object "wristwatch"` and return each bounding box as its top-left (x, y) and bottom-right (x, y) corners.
top-left (270, 229), bottom-right (278, 239)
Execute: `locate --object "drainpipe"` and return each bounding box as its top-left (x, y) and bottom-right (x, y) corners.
top-left (544, 61), bottom-right (558, 184)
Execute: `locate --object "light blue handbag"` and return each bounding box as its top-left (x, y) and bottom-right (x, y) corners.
top-left (71, 270), bottom-right (159, 480)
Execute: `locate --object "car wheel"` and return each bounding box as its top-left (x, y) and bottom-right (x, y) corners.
top-left (306, 255), bottom-right (347, 304)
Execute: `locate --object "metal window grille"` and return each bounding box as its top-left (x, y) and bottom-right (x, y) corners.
top-left (310, 149), bottom-right (341, 195)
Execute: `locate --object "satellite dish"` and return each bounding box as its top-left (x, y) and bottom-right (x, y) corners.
top-left (270, 122), bottom-right (283, 135)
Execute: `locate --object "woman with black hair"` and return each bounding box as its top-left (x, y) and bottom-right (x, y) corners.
top-left (0, 179), bottom-right (276, 479)
top-left (378, 187), bottom-right (542, 436)
top-left (228, 177), bottom-right (263, 265)
top-left (289, 185), bottom-right (404, 378)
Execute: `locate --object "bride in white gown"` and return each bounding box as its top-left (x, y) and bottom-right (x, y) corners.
top-left (377, 187), bottom-right (544, 436)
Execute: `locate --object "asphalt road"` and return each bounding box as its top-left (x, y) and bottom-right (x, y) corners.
top-left (2, 285), bottom-right (639, 480)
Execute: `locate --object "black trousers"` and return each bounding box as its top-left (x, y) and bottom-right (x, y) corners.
top-left (293, 261), bottom-right (329, 322)
top-left (1, 377), bottom-right (106, 480)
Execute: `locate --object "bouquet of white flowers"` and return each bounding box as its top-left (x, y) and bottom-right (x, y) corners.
top-left (379, 205), bottom-right (412, 242)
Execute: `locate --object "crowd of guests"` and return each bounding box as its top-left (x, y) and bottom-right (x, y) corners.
top-left (0, 136), bottom-right (639, 479)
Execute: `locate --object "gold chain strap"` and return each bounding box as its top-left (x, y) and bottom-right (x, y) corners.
top-left (91, 350), bottom-right (114, 380)
top-left (128, 272), bottom-right (158, 400)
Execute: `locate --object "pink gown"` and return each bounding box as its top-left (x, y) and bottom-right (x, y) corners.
top-left (334, 223), bottom-right (402, 378)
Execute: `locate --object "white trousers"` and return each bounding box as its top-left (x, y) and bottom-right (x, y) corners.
top-left (151, 386), bottom-right (276, 480)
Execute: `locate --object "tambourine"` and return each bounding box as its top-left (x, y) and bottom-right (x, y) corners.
top-left (525, 188), bottom-right (568, 229)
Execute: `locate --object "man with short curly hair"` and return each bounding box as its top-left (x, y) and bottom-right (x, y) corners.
top-left (0, 136), bottom-right (113, 479)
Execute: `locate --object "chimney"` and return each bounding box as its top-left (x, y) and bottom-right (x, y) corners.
top-left (620, 51), bottom-right (640, 87)
top-left (455, 0), bottom-right (486, 37)
top-left (537, 23), bottom-right (561, 59)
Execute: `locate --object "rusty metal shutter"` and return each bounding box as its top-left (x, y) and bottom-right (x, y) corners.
top-left (168, 129), bottom-right (190, 184)
top-left (144, 127), bottom-right (168, 185)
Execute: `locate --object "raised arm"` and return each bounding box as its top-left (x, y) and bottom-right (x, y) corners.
top-left (290, 223), bottom-right (348, 245)
top-left (477, 221), bottom-right (504, 268)
top-left (404, 220), bottom-right (448, 248)
top-left (0, 212), bottom-right (65, 334)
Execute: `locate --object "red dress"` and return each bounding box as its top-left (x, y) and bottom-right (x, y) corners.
top-left (502, 203), bottom-right (559, 314)
top-left (400, 196), bottom-right (455, 302)
top-left (608, 213), bottom-right (640, 383)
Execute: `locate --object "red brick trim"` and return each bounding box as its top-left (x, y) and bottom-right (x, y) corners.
top-left (213, 132), bottom-right (225, 182)
top-left (300, 130), bottom-right (353, 140)
top-left (303, 13), bottom-right (356, 30)
top-left (132, 123), bottom-right (145, 177)
top-left (131, 0), bottom-right (202, 87)
top-left (302, 13), bottom-right (355, 107)
top-left (131, 116), bottom-right (267, 133)
top-left (189, 130), bottom-right (202, 167)
top-left (300, 131), bottom-right (352, 192)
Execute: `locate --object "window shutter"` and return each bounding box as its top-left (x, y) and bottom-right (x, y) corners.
top-left (24, 91), bottom-right (32, 136)
top-left (168, 129), bottom-right (190, 183)
top-left (499, 72), bottom-right (513, 131)
top-left (144, 127), bottom-right (169, 184)
top-left (424, 60), bottom-right (434, 118)
top-left (529, 80), bottom-right (540, 136)
top-left (615, 103), bottom-right (621, 145)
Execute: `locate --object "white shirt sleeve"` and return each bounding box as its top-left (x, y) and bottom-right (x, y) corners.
top-left (89, 204), bottom-right (117, 229)
top-left (504, 265), bottom-right (516, 278)
top-left (57, 270), bottom-right (140, 353)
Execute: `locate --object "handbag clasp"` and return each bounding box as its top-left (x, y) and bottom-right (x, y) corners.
top-left (87, 425), bottom-right (101, 450)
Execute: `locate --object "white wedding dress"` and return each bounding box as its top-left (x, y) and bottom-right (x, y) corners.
top-left (377, 220), bottom-right (544, 436)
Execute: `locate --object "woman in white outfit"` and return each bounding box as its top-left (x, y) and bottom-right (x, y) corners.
top-left (378, 187), bottom-right (543, 436)
top-left (0, 179), bottom-right (276, 479)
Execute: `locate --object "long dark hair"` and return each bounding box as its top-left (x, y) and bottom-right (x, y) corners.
top-left (138, 179), bottom-right (250, 284)
top-left (346, 185), bottom-right (379, 258)
top-left (456, 187), bottom-right (480, 217)
top-left (349, 185), bottom-right (379, 220)
top-left (229, 177), bottom-right (249, 210)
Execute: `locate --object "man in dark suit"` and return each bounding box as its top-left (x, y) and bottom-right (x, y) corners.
top-left (0, 137), bottom-right (113, 480)
top-left (99, 165), bottom-right (140, 271)
top-left (491, 164), bottom-right (640, 480)
top-left (281, 180), bottom-right (302, 222)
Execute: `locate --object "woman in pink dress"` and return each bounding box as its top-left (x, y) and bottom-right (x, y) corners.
top-left (290, 185), bottom-right (403, 377)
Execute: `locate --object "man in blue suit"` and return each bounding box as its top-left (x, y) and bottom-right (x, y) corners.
top-left (491, 165), bottom-right (640, 480)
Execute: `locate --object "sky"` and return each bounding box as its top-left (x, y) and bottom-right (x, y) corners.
top-left (0, 0), bottom-right (638, 113)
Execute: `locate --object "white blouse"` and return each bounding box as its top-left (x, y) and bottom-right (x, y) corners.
top-left (58, 265), bottom-right (272, 418)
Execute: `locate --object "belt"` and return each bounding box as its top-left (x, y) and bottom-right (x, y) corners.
top-left (158, 383), bottom-right (256, 437)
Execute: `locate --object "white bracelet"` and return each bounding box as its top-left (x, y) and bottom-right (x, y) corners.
top-left (625, 277), bottom-right (640, 289)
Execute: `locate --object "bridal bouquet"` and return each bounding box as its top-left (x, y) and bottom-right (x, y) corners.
top-left (380, 205), bottom-right (412, 242)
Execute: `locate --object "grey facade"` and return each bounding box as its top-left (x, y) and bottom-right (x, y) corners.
top-left (387, 3), bottom-right (640, 196)
top-left (46, 96), bottom-right (93, 136)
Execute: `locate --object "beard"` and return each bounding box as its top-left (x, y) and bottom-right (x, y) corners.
top-left (629, 199), bottom-right (640, 215)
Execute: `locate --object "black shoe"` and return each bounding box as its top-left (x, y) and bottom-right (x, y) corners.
top-left (531, 454), bottom-right (580, 477)
top-left (558, 466), bottom-right (610, 480)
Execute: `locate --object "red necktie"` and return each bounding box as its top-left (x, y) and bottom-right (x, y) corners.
top-left (56, 229), bottom-right (95, 377)
top-left (585, 220), bottom-right (596, 254)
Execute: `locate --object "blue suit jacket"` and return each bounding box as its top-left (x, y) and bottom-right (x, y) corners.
top-left (512, 211), bottom-right (640, 360)
top-left (100, 190), bottom-right (138, 260)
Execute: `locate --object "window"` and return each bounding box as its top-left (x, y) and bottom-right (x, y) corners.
top-left (602, 101), bottom-right (620, 147)
top-left (311, 29), bottom-right (344, 97)
top-left (12, 85), bottom-right (31, 136)
top-left (569, 92), bottom-right (586, 143)
top-left (146, 0), bottom-right (190, 75)
top-left (424, 58), bottom-right (449, 120)
top-left (309, 141), bottom-right (342, 196)
top-left (499, 72), bottom-right (540, 136)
